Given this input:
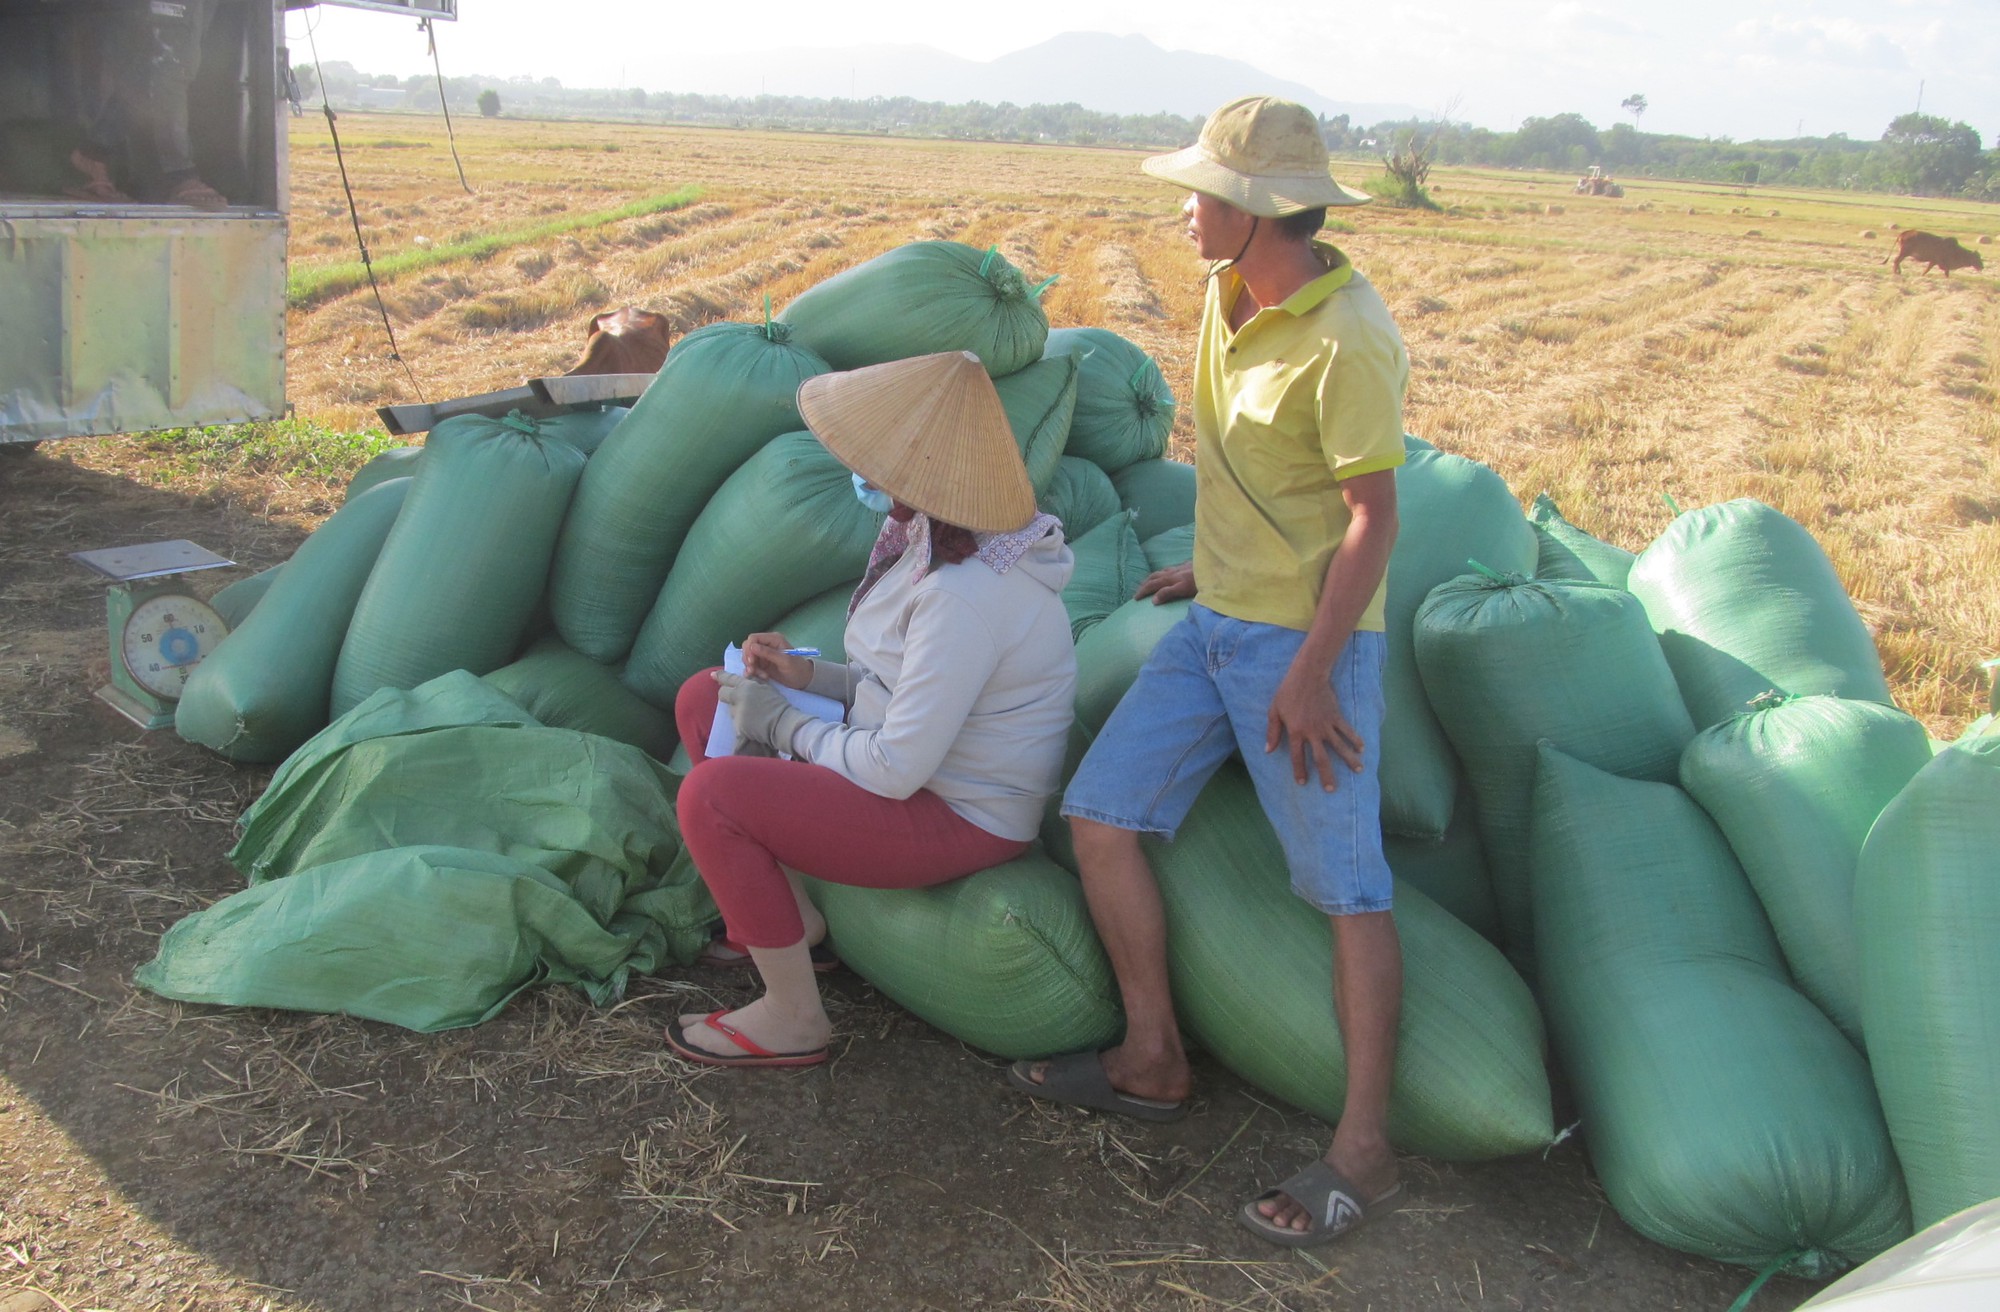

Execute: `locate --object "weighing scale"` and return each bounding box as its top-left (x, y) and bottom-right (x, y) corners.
top-left (70, 540), bottom-right (234, 730)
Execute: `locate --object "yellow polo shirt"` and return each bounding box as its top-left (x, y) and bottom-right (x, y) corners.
top-left (1192, 242), bottom-right (1408, 632)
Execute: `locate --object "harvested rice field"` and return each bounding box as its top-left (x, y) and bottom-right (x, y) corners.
top-left (2, 112), bottom-right (1995, 1311)
top-left (280, 115), bottom-right (2000, 736)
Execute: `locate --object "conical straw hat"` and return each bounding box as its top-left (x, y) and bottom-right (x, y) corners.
top-left (798, 351), bottom-right (1035, 533)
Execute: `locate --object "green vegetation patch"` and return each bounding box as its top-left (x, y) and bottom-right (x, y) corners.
top-left (136, 418), bottom-right (398, 486)
top-left (289, 185), bottom-right (703, 308)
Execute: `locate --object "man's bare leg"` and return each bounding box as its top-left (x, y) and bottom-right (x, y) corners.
top-left (1022, 816), bottom-right (1191, 1103)
top-left (1259, 909), bottom-right (1402, 1231)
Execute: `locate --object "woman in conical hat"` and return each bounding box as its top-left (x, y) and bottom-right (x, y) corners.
top-left (666, 350), bottom-right (1078, 1068)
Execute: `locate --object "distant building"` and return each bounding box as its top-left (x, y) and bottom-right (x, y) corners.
top-left (350, 86), bottom-right (412, 110)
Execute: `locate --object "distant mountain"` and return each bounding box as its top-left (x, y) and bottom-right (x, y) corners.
top-left (985, 33), bottom-right (1423, 123)
top-left (655, 32), bottom-right (1425, 125)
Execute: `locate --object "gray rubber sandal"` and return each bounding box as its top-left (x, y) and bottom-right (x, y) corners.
top-left (1005, 1051), bottom-right (1187, 1123)
top-left (1237, 1160), bottom-right (1403, 1248)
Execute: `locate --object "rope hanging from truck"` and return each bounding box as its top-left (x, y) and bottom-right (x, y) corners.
top-left (301, 10), bottom-right (427, 403)
top-left (421, 17), bottom-right (474, 196)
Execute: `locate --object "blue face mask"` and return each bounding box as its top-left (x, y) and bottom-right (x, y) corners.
top-left (852, 473), bottom-right (893, 514)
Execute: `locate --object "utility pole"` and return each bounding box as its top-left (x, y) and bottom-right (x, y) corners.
top-left (1916, 79), bottom-right (1924, 113)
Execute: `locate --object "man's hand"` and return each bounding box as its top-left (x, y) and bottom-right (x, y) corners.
top-left (1265, 662), bottom-right (1365, 790)
top-left (740, 632), bottom-right (814, 689)
top-left (715, 671), bottom-right (806, 757)
top-left (1135, 561), bottom-right (1197, 605)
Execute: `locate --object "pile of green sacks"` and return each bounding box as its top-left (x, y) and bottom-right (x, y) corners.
top-left (147, 238), bottom-right (1998, 1278)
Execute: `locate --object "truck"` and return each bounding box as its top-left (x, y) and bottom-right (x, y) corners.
top-left (0, 0), bottom-right (456, 451)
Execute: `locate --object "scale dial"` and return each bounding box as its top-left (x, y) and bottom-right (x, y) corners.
top-left (120, 594), bottom-right (225, 700)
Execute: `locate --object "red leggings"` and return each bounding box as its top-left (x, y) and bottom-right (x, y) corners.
top-left (673, 670), bottom-right (1030, 948)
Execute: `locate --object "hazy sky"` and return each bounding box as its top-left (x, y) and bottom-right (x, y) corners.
top-left (296, 0), bottom-right (1998, 142)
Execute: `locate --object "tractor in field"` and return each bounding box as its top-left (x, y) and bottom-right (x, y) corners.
top-left (1574, 165), bottom-right (1625, 198)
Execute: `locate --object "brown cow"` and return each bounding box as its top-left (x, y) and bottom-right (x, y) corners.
top-left (565, 307), bottom-right (673, 376)
top-left (1887, 231), bottom-right (1985, 277)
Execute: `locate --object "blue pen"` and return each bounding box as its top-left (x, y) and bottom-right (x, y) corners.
top-left (782, 647), bottom-right (820, 658)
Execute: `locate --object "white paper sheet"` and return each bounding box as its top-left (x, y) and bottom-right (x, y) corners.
top-left (705, 644), bottom-right (844, 759)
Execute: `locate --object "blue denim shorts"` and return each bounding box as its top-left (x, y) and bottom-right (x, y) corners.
top-left (1062, 604), bottom-right (1392, 916)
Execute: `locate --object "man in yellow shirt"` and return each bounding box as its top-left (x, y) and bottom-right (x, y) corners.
top-left (1011, 96), bottom-right (1409, 1249)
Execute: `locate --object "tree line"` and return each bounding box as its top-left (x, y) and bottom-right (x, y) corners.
top-left (298, 63), bottom-right (1999, 201)
top-left (1351, 111), bottom-right (1997, 201)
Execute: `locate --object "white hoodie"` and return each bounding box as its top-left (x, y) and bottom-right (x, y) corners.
top-left (790, 528), bottom-right (1077, 841)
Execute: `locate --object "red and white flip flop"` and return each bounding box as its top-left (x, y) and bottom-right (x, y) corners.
top-left (664, 1009), bottom-right (828, 1069)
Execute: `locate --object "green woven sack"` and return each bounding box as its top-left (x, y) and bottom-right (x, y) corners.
top-left (994, 352), bottom-right (1078, 494)
top-left (1037, 454), bottom-right (1122, 539)
top-left (1062, 511), bottom-right (1147, 642)
top-left (548, 321), bottom-right (831, 663)
top-left (1857, 728), bottom-right (2000, 1230)
top-left (208, 562), bottom-right (284, 630)
top-left (778, 240), bottom-right (1052, 377)
top-left (1147, 765), bottom-right (1552, 1160)
top-left (533, 405), bottom-right (628, 457)
top-left (1530, 493), bottom-right (1635, 587)
top-left (1531, 745), bottom-right (1910, 1275)
top-left (1073, 596), bottom-right (1189, 734)
top-left (331, 414), bottom-right (585, 718)
top-left (175, 478), bottom-right (411, 763)
top-left (1141, 524), bottom-right (1193, 573)
top-left (1680, 694), bottom-right (1934, 1047)
top-left (1384, 786), bottom-right (1500, 944)
top-left (1415, 571), bottom-right (1694, 972)
top-left (234, 672), bottom-right (532, 873)
top-left (481, 635), bottom-right (680, 762)
top-left (1042, 326), bottom-right (1174, 473)
top-left (623, 432), bottom-right (883, 707)
top-left (806, 851), bottom-right (1122, 1060)
top-left (229, 672), bottom-right (715, 960)
top-left (1381, 449), bottom-right (1539, 840)
top-left (136, 845), bottom-right (660, 1032)
top-left (345, 445), bottom-right (422, 502)
top-left (1628, 499), bottom-right (1893, 727)
top-left (1110, 459), bottom-right (1195, 541)
top-left (234, 727), bottom-right (690, 938)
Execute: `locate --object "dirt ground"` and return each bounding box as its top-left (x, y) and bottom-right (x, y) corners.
top-left (0, 454), bottom-right (1824, 1312)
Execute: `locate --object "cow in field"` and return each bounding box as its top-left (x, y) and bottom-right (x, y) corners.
top-left (1887, 231), bottom-right (1984, 277)
top-left (565, 307), bottom-right (673, 376)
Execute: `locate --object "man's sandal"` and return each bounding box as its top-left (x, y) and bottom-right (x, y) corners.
top-left (1237, 1160), bottom-right (1403, 1248)
top-left (1005, 1051), bottom-right (1186, 1122)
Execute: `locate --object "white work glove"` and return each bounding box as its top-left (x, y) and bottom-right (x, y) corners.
top-left (715, 671), bottom-right (811, 758)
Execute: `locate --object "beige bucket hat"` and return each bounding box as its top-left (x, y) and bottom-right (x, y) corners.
top-left (797, 351), bottom-right (1036, 533)
top-left (1143, 95), bottom-right (1369, 215)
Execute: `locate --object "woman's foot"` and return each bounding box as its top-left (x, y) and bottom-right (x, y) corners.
top-left (670, 996), bottom-right (831, 1066)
